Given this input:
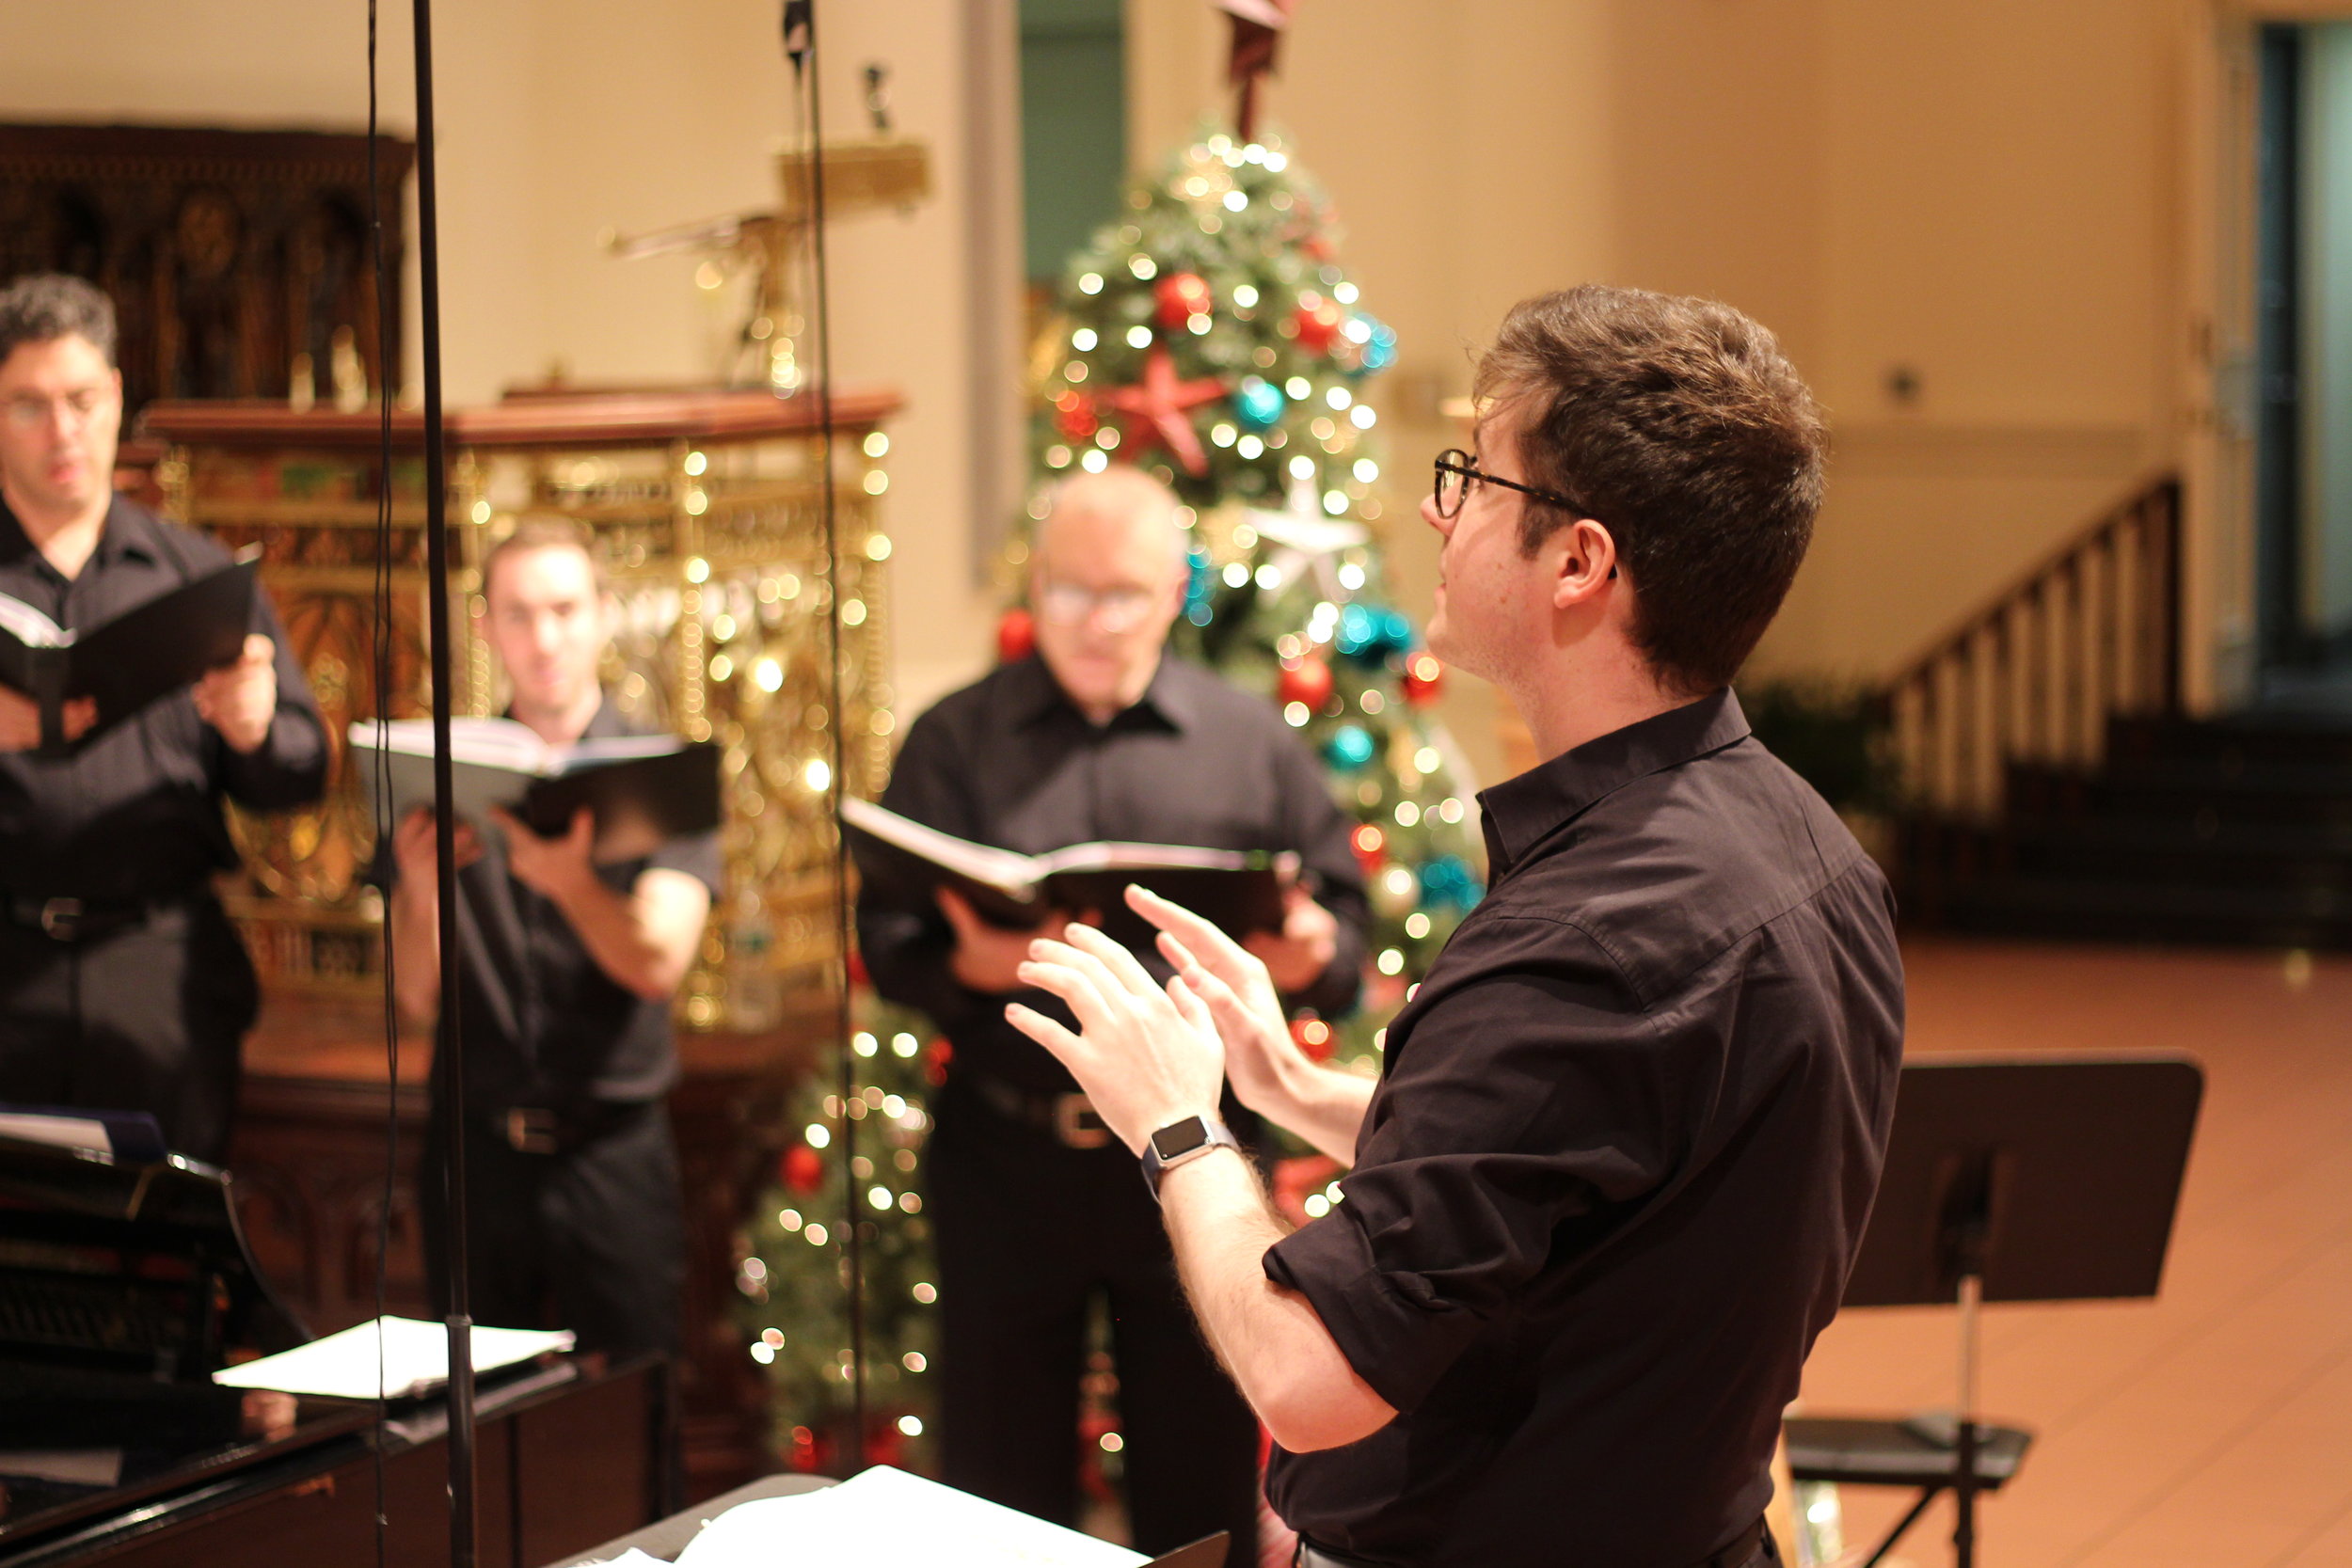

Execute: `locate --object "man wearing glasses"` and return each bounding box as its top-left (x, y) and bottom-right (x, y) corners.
top-left (0, 274), bottom-right (325, 1163)
top-left (1005, 287), bottom-right (1903, 1567)
top-left (856, 465), bottom-right (1370, 1564)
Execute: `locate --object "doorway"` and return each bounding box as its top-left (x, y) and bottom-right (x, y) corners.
top-left (2254, 20), bottom-right (2352, 702)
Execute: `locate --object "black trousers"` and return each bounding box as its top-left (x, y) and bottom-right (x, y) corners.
top-left (929, 1083), bottom-right (1261, 1564)
top-left (421, 1099), bottom-right (685, 1362)
top-left (0, 898), bottom-right (258, 1165)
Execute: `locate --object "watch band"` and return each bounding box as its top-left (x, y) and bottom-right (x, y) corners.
top-left (1138, 1112), bottom-right (1241, 1199)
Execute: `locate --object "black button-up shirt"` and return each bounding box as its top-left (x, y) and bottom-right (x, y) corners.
top-left (0, 496), bottom-right (326, 902)
top-left (1263, 690), bottom-right (1903, 1567)
top-left (388, 697), bottom-right (724, 1113)
top-left (856, 654), bottom-right (1370, 1095)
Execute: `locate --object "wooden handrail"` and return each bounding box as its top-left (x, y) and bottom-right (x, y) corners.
top-left (1885, 471), bottom-right (2181, 818)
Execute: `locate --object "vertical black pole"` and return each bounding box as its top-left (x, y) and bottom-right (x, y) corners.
top-left (799, 0), bottom-right (869, 1459)
top-left (409, 0), bottom-right (476, 1560)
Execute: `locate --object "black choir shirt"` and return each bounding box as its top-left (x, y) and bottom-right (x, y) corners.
top-left (391, 698), bottom-right (723, 1115)
top-left (856, 653), bottom-right (1370, 1098)
top-left (0, 495), bottom-right (326, 903)
top-left (1263, 690), bottom-right (1904, 1568)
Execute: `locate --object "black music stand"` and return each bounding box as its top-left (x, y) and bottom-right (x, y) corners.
top-left (1798, 1054), bottom-right (2201, 1568)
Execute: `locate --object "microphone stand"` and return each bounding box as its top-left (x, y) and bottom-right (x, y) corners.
top-left (406, 0), bottom-right (478, 1560)
top-left (783, 0), bottom-right (867, 1458)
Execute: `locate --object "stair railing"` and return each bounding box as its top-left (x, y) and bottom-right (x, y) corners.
top-left (1885, 472), bottom-right (2182, 820)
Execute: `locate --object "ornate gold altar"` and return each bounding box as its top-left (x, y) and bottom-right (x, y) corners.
top-left (139, 387), bottom-right (902, 1028)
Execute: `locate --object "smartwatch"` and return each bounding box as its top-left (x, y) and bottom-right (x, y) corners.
top-left (1138, 1112), bottom-right (1241, 1199)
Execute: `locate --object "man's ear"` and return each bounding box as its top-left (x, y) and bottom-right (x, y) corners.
top-left (1549, 517), bottom-right (1619, 610)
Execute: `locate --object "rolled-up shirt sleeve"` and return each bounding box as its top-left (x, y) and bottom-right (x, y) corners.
top-left (1263, 917), bottom-right (1683, 1415)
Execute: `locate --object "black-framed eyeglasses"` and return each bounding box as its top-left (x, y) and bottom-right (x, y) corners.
top-left (1433, 449), bottom-right (1587, 520)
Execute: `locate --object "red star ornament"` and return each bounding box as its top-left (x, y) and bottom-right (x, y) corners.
top-left (1102, 348), bottom-right (1228, 476)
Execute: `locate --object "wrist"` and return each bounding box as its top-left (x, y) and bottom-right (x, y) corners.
top-left (1138, 1110), bottom-right (1241, 1198)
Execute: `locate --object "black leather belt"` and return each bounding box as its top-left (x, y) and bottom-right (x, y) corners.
top-left (482, 1099), bottom-right (650, 1155)
top-left (958, 1069), bottom-right (1113, 1149)
top-left (1297, 1516), bottom-right (1769, 1568)
top-left (2, 892), bottom-right (177, 944)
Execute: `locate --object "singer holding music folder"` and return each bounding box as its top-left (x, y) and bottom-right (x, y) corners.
top-left (854, 467), bottom-right (1370, 1565)
top-left (383, 517), bottom-right (718, 1363)
top-left (1005, 291), bottom-right (1905, 1568)
top-left (0, 274), bottom-right (326, 1165)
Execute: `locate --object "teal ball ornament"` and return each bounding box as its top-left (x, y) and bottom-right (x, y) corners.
top-left (1325, 724), bottom-right (1376, 770)
top-left (1234, 376), bottom-right (1285, 432)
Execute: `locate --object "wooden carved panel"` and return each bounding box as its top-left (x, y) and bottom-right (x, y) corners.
top-left (0, 123), bottom-right (411, 420)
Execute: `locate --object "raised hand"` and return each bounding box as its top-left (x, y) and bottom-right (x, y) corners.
top-left (1127, 883), bottom-right (1303, 1117)
top-left (1006, 920), bottom-right (1226, 1155)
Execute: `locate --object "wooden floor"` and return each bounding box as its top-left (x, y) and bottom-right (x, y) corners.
top-left (1798, 938), bottom-right (2352, 1568)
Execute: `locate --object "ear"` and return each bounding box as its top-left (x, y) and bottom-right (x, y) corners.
top-left (1546, 517), bottom-right (1619, 611)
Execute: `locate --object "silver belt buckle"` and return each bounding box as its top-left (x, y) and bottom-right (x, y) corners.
top-left (1052, 1093), bottom-right (1111, 1150)
top-left (39, 897), bottom-right (83, 941)
top-left (504, 1107), bottom-right (560, 1154)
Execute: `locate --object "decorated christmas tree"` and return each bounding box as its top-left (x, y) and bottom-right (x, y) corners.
top-left (1010, 123), bottom-right (1486, 1091)
top-left (735, 984), bottom-right (944, 1474)
top-left (735, 115), bottom-right (1486, 1492)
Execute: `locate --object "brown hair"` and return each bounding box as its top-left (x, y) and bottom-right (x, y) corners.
top-left (1473, 285), bottom-right (1824, 694)
top-left (0, 274), bottom-right (118, 368)
top-left (480, 516), bottom-right (609, 601)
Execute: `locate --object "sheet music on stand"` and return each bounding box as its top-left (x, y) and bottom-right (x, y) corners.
top-left (650, 1465), bottom-right (1188, 1568)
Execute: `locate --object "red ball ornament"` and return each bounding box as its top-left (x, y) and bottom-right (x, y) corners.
top-left (924, 1037), bottom-right (954, 1088)
top-left (1294, 293), bottom-right (1344, 354)
top-left (1154, 272), bottom-right (1214, 329)
top-left (782, 1142), bottom-right (826, 1194)
top-left (1054, 391), bottom-right (1099, 442)
top-left (1403, 651), bottom-right (1445, 706)
top-left (1349, 822), bottom-right (1387, 875)
top-left (997, 606), bottom-right (1036, 664)
top-left (1277, 656), bottom-right (1333, 710)
top-left (1290, 1016), bottom-right (1337, 1063)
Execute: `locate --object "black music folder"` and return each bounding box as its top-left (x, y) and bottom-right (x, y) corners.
top-left (0, 546), bottom-right (259, 749)
top-left (841, 795), bottom-right (1295, 941)
top-left (350, 717), bottom-right (723, 865)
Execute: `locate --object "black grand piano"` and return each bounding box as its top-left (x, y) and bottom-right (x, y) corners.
top-left (0, 1120), bottom-right (666, 1567)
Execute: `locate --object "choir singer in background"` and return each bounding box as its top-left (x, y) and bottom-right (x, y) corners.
top-left (856, 467), bottom-right (1372, 1564)
top-left (0, 274), bottom-right (325, 1164)
top-left (386, 518), bottom-right (718, 1362)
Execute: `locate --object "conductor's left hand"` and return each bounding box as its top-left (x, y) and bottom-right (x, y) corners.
top-left (1007, 918), bottom-right (1226, 1156)
top-left (192, 635), bottom-right (278, 754)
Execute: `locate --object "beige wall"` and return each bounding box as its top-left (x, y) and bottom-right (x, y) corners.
top-left (5, 0), bottom-right (2213, 740)
top-left (0, 0), bottom-right (1005, 717)
top-left (1125, 0), bottom-right (2195, 727)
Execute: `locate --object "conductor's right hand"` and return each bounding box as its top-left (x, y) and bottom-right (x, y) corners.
top-left (390, 805), bottom-right (483, 888)
top-left (938, 887), bottom-right (1070, 994)
top-left (0, 687), bottom-right (95, 752)
top-left (1127, 883), bottom-right (1305, 1118)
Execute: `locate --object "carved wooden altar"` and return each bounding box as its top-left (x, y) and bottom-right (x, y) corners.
top-left (0, 122), bottom-right (411, 420)
top-left (138, 387), bottom-right (901, 1497)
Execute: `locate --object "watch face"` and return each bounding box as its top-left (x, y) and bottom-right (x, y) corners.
top-left (1151, 1117), bottom-right (1212, 1160)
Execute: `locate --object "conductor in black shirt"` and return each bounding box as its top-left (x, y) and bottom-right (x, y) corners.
top-left (857, 466), bottom-right (1369, 1562)
top-left (386, 518), bottom-right (719, 1359)
top-left (0, 275), bottom-right (326, 1164)
top-left (1007, 288), bottom-right (1905, 1567)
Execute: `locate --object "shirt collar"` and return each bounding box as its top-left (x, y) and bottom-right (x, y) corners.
top-left (1476, 688), bottom-right (1753, 874)
top-left (0, 492), bottom-right (161, 573)
top-left (1009, 651), bottom-right (1197, 733)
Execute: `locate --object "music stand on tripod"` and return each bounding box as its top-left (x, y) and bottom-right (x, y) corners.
top-left (1790, 1053), bottom-right (2201, 1568)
